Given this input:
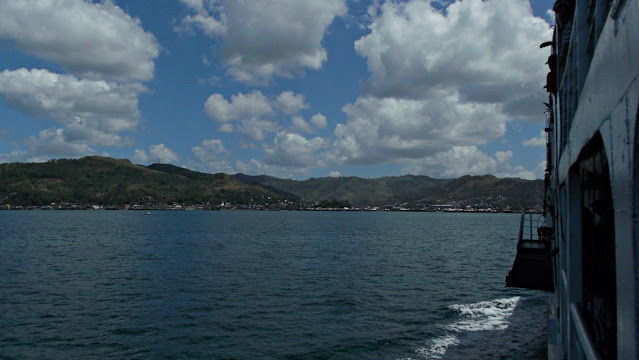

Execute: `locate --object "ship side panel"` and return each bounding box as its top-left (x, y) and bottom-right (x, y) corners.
top-left (608, 82), bottom-right (639, 360)
top-left (557, 0), bottom-right (639, 184)
top-left (634, 90), bottom-right (639, 357)
top-left (553, 1), bottom-right (639, 358)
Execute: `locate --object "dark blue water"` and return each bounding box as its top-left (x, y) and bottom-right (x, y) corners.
top-left (0, 211), bottom-right (546, 359)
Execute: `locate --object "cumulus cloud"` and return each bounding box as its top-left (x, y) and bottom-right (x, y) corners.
top-left (149, 144), bottom-right (179, 164)
top-left (0, 150), bottom-right (29, 164)
top-left (264, 131), bottom-right (327, 168)
top-left (399, 145), bottom-right (542, 180)
top-left (276, 91), bottom-right (307, 114)
top-left (355, 0), bottom-right (549, 103)
top-left (204, 90), bottom-right (272, 123)
top-left (131, 145), bottom-right (179, 164)
top-left (193, 138), bottom-right (227, 156)
top-left (190, 138), bottom-right (233, 173)
top-left (535, 160), bottom-right (547, 179)
top-left (333, 95), bottom-right (506, 165)
top-left (401, 146), bottom-right (513, 178)
top-left (291, 116), bottom-right (314, 133)
top-left (176, 0), bottom-right (226, 36)
top-left (0, 0), bottom-right (159, 82)
top-left (0, 69), bottom-right (142, 126)
top-left (25, 128), bottom-right (96, 160)
top-left (132, 148), bottom-right (149, 164)
top-left (204, 90), bottom-right (311, 140)
top-left (330, 0), bottom-right (551, 168)
top-left (0, 68), bottom-right (143, 148)
top-left (236, 119), bottom-right (278, 141)
top-left (0, 0), bottom-right (158, 162)
top-left (64, 118), bottom-right (132, 147)
top-left (178, 0), bottom-right (347, 83)
top-left (523, 129), bottom-right (546, 147)
top-left (310, 113), bottom-right (327, 129)
top-left (328, 170), bottom-right (342, 177)
top-left (235, 158), bottom-right (297, 178)
top-left (513, 169), bottom-right (536, 180)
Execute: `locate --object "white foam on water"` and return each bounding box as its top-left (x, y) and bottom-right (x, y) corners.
top-left (413, 296), bottom-right (523, 359)
top-left (446, 296), bottom-right (520, 332)
top-left (414, 334), bottom-right (460, 359)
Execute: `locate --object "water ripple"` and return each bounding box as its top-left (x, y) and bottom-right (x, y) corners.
top-left (0, 211), bottom-right (542, 359)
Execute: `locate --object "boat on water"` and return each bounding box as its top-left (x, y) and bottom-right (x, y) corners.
top-left (506, 1), bottom-right (638, 359)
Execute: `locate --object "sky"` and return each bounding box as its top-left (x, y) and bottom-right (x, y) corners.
top-left (0, 0), bottom-right (556, 180)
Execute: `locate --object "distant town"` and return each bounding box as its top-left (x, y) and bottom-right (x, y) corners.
top-left (2, 199), bottom-right (537, 213)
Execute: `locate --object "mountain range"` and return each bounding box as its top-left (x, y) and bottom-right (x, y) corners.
top-left (0, 156), bottom-right (543, 210)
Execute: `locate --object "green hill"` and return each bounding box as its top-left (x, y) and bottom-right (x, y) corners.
top-left (0, 156), bottom-right (298, 206)
top-left (414, 174), bottom-right (543, 210)
top-left (233, 173), bottom-right (543, 210)
top-left (233, 174), bottom-right (445, 206)
top-left (0, 156), bottom-right (543, 210)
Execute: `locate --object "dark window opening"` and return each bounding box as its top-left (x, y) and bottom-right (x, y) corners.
top-left (579, 135), bottom-right (617, 359)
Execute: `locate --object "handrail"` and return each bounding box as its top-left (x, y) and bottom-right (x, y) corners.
top-left (570, 303), bottom-right (602, 360)
top-left (519, 213), bottom-right (545, 242)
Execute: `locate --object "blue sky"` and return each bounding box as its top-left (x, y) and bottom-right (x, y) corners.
top-left (0, 0), bottom-right (555, 179)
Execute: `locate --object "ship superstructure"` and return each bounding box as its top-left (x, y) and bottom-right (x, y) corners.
top-left (508, 1), bottom-right (638, 359)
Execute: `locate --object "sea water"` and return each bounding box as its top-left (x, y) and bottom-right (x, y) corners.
top-left (0, 211), bottom-right (546, 359)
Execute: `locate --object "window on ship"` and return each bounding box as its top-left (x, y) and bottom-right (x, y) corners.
top-left (579, 134), bottom-right (616, 359)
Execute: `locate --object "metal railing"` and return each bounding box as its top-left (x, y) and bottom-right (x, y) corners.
top-left (517, 213), bottom-right (547, 249)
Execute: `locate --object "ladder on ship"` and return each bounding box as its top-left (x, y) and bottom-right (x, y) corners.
top-left (505, 213), bottom-right (554, 292)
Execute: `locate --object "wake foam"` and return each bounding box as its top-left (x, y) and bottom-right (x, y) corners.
top-left (414, 296), bottom-right (531, 359)
top-left (446, 296), bottom-right (520, 332)
top-left (414, 334), bottom-right (459, 359)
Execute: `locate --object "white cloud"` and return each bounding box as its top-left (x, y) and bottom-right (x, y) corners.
top-left (132, 148), bottom-right (149, 164)
top-left (310, 113), bottom-right (327, 129)
top-left (400, 146), bottom-right (542, 180)
top-left (328, 170), bottom-right (342, 177)
top-left (193, 138), bottom-right (227, 156)
top-left (330, 0), bottom-right (551, 168)
top-left (401, 146), bottom-right (513, 178)
top-left (180, 13), bottom-right (226, 37)
top-left (132, 145), bottom-right (179, 165)
top-left (25, 128), bottom-right (95, 160)
top-left (235, 158), bottom-right (296, 178)
top-left (176, 0), bottom-right (226, 36)
top-left (204, 90), bottom-right (312, 141)
top-left (513, 170), bottom-right (536, 180)
top-left (191, 138), bottom-right (233, 173)
top-left (204, 90), bottom-right (272, 123)
top-left (0, 0), bottom-right (158, 162)
top-left (219, 123), bottom-right (234, 133)
top-left (0, 68), bottom-right (142, 127)
top-left (0, 0), bottom-right (159, 82)
top-left (236, 119), bottom-right (278, 141)
top-left (546, 9), bottom-right (555, 23)
top-left (535, 160), bottom-right (547, 179)
top-left (0, 150), bottom-right (29, 164)
top-left (0, 68), bottom-right (143, 149)
top-left (149, 144), bottom-right (179, 164)
top-left (291, 116), bottom-right (313, 133)
top-left (355, 0), bottom-right (549, 105)
top-left (276, 91), bottom-right (307, 114)
top-left (64, 120), bottom-right (132, 148)
top-left (333, 95), bottom-right (506, 165)
top-left (178, 0), bottom-right (347, 83)
top-left (523, 129), bottom-right (546, 147)
top-left (264, 131), bottom-right (327, 168)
